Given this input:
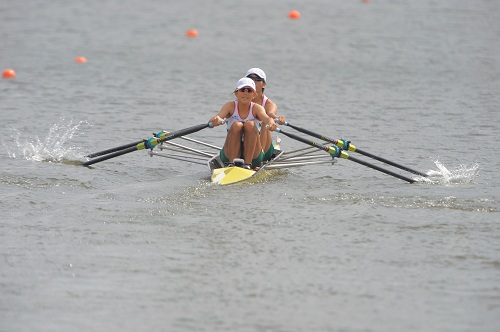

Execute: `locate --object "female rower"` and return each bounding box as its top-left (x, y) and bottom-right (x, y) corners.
top-left (245, 68), bottom-right (286, 162)
top-left (209, 77), bottom-right (277, 169)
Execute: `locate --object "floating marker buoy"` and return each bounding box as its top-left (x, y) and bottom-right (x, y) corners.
top-left (75, 56), bottom-right (87, 63)
top-left (2, 69), bottom-right (16, 79)
top-left (185, 29), bottom-right (199, 38)
top-left (288, 10), bottom-right (300, 20)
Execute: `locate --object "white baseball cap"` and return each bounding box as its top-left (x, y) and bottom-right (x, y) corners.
top-left (245, 68), bottom-right (266, 82)
top-left (235, 77), bottom-right (256, 91)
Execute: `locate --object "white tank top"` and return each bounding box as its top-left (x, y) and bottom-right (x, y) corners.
top-left (261, 95), bottom-right (269, 109)
top-left (255, 95), bottom-right (269, 127)
top-left (225, 101), bottom-right (258, 129)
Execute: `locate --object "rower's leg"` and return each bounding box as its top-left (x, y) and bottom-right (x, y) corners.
top-left (223, 122), bottom-right (243, 163)
top-left (242, 121), bottom-right (261, 165)
top-left (260, 125), bottom-right (272, 153)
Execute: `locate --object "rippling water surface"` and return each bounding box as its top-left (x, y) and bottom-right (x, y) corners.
top-left (1, 0), bottom-right (499, 331)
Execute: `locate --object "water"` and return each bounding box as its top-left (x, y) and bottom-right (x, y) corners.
top-left (1, 0), bottom-right (499, 331)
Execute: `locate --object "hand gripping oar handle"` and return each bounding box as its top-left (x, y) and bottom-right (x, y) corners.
top-left (82, 122), bottom-right (213, 166)
top-left (282, 121), bottom-right (428, 177)
top-left (275, 128), bottom-right (416, 183)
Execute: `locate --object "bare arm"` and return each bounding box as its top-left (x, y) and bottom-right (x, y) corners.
top-left (265, 99), bottom-right (285, 125)
top-left (254, 104), bottom-right (277, 131)
top-left (209, 101), bottom-right (234, 127)
top-left (265, 99), bottom-right (278, 118)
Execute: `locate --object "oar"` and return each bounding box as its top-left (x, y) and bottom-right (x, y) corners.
top-left (275, 128), bottom-right (416, 183)
top-left (86, 140), bottom-right (144, 158)
top-left (282, 122), bottom-right (428, 177)
top-left (82, 123), bottom-right (213, 166)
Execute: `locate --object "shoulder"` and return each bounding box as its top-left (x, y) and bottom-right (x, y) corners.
top-left (265, 97), bottom-right (276, 108)
top-left (222, 101), bottom-right (236, 109)
top-left (264, 97), bottom-right (277, 112)
top-left (220, 101), bottom-right (236, 117)
top-left (252, 103), bottom-right (266, 117)
top-left (252, 102), bottom-right (266, 112)
top-left (263, 94), bottom-right (275, 105)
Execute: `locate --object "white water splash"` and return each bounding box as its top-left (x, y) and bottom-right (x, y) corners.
top-left (5, 117), bottom-right (89, 164)
top-left (420, 160), bottom-right (479, 185)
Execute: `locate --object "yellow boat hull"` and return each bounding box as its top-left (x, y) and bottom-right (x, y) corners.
top-left (209, 150), bottom-right (284, 185)
top-left (211, 166), bottom-right (256, 185)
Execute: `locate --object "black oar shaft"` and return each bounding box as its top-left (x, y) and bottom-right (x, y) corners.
top-left (86, 140), bottom-right (144, 158)
top-left (158, 123), bottom-right (210, 143)
top-left (279, 129), bottom-right (330, 153)
top-left (83, 146), bottom-right (137, 166)
top-left (355, 148), bottom-right (427, 177)
top-left (285, 122), bottom-right (337, 144)
top-left (347, 155), bottom-right (416, 183)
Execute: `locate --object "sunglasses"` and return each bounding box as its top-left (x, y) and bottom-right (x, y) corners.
top-left (247, 75), bottom-right (264, 82)
top-left (238, 87), bottom-right (254, 93)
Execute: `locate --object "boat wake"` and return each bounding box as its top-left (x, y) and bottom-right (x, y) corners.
top-left (419, 160), bottom-right (479, 185)
top-left (4, 117), bottom-right (89, 165)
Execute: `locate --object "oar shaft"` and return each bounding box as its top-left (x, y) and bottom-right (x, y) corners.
top-left (83, 146), bottom-right (137, 166)
top-left (347, 155), bottom-right (416, 183)
top-left (158, 123), bottom-right (210, 143)
top-left (278, 129), bottom-right (331, 154)
top-left (284, 122), bottom-right (338, 145)
top-left (355, 148), bottom-right (427, 177)
top-left (86, 140), bottom-right (144, 158)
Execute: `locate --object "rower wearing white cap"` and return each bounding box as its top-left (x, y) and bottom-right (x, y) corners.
top-left (245, 68), bottom-right (286, 162)
top-left (209, 77), bottom-right (277, 169)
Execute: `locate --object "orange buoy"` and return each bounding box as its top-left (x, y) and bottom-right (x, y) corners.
top-left (288, 10), bottom-right (301, 20)
top-left (75, 56), bottom-right (87, 63)
top-left (2, 69), bottom-right (16, 79)
top-left (185, 29), bottom-right (199, 38)
top-left (362, 0), bottom-right (371, 3)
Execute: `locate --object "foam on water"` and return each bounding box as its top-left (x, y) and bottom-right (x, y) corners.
top-left (4, 117), bottom-right (89, 164)
top-left (420, 160), bottom-right (480, 185)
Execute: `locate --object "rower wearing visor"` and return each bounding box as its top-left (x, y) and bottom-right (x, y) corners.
top-left (245, 68), bottom-right (286, 162)
top-left (209, 77), bottom-right (277, 169)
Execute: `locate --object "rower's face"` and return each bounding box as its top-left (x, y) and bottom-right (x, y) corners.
top-left (235, 87), bottom-right (256, 102)
top-left (247, 75), bottom-right (266, 92)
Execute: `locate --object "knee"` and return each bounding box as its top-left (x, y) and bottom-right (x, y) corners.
top-left (243, 121), bottom-right (257, 132)
top-left (229, 122), bottom-right (243, 133)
